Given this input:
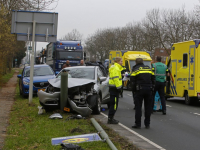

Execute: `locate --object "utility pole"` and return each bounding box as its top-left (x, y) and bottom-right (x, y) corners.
top-left (34, 0), bottom-right (40, 63)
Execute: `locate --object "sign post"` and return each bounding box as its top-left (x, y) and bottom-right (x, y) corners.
top-left (11, 10), bottom-right (58, 103)
top-left (28, 20), bottom-right (36, 103)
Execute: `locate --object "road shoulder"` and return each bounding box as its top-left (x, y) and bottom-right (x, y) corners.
top-left (0, 70), bottom-right (18, 149)
top-left (92, 113), bottom-right (162, 150)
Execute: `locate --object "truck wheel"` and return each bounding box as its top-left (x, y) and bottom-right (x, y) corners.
top-left (93, 95), bottom-right (101, 114)
top-left (127, 81), bottom-right (132, 91)
top-left (185, 92), bottom-right (191, 105)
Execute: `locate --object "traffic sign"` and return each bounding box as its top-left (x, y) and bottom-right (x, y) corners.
top-left (11, 10), bottom-right (58, 42)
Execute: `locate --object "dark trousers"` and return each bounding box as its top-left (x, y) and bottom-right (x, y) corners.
top-left (132, 90), bottom-right (135, 104)
top-left (120, 81), bottom-right (124, 96)
top-left (108, 93), bottom-right (119, 117)
top-left (152, 81), bottom-right (166, 111)
top-left (134, 86), bottom-right (152, 126)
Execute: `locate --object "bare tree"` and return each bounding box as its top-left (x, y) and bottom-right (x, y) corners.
top-left (0, 0), bottom-right (58, 77)
top-left (61, 29), bottom-right (83, 41)
top-left (144, 8), bottom-right (196, 55)
top-left (0, 0), bottom-right (59, 12)
top-left (85, 7), bottom-right (198, 62)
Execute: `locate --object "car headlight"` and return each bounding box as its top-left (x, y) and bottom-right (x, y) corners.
top-left (23, 80), bottom-right (29, 85)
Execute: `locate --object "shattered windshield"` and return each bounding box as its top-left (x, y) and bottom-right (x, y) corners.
top-left (24, 66), bottom-right (54, 77)
top-left (57, 68), bottom-right (95, 80)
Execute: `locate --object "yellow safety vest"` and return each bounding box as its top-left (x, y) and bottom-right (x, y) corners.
top-left (109, 63), bottom-right (123, 89)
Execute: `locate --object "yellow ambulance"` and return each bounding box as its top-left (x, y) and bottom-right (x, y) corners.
top-left (165, 40), bottom-right (200, 104)
top-left (109, 50), bottom-right (152, 90)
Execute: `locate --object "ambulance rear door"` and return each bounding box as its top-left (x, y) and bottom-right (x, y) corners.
top-left (188, 45), bottom-right (195, 95)
top-left (170, 59), bottom-right (177, 96)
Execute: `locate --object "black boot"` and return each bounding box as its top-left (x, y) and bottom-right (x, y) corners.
top-left (163, 110), bottom-right (166, 115)
top-left (132, 124), bottom-right (141, 129)
top-left (107, 116), bottom-right (119, 124)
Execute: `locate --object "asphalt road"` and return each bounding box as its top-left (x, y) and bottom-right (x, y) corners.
top-left (101, 90), bottom-right (200, 150)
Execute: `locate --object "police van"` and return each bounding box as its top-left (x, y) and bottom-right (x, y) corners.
top-left (165, 40), bottom-right (200, 105)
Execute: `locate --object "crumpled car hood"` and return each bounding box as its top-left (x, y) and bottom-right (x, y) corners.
top-left (48, 78), bottom-right (95, 88)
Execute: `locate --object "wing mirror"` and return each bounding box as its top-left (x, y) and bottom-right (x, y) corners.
top-left (99, 77), bottom-right (106, 83)
top-left (17, 74), bottom-right (22, 78)
top-left (55, 71), bottom-right (59, 75)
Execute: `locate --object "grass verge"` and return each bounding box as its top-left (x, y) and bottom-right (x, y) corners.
top-left (0, 69), bottom-right (15, 89)
top-left (4, 84), bottom-right (136, 150)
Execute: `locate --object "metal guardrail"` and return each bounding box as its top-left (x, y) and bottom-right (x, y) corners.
top-left (90, 118), bottom-right (118, 150)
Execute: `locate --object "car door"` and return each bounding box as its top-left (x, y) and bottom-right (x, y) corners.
top-left (97, 67), bottom-right (109, 101)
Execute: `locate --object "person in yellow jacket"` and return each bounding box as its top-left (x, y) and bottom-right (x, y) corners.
top-left (108, 57), bottom-right (123, 124)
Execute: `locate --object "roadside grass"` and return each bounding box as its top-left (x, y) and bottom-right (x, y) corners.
top-left (4, 85), bottom-right (136, 150)
top-left (0, 69), bottom-right (15, 89)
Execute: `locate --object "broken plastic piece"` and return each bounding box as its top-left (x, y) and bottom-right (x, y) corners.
top-left (49, 113), bottom-right (63, 119)
top-left (38, 106), bottom-right (43, 115)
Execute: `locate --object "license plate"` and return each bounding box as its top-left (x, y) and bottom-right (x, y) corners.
top-left (38, 89), bottom-right (45, 92)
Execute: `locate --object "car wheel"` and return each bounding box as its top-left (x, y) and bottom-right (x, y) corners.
top-left (93, 95), bottom-right (101, 114)
top-left (19, 87), bottom-right (23, 95)
top-left (21, 87), bottom-right (27, 98)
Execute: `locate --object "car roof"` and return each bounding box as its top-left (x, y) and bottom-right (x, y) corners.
top-left (63, 66), bottom-right (96, 70)
top-left (25, 64), bottom-right (51, 69)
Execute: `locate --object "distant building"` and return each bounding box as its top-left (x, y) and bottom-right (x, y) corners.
top-left (152, 48), bottom-right (171, 63)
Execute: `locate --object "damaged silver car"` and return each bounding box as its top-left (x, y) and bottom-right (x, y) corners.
top-left (38, 66), bottom-right (110, 117)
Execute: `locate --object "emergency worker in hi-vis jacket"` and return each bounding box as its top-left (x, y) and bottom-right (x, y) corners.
top-left (108, 57), bottom-right (123, 124)
top-left (130, 58), bottom-right (155, 129)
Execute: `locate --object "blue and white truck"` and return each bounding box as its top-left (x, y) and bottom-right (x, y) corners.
top-left (46, 40), bottom-right (85, 72)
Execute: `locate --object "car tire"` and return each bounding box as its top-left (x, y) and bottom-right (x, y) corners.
top-left (21, 88), bottom-right (27, 98)
top-left (19, 87), bottom-right (23, 96)
top-left (93, 95), bottom-right (101, 114)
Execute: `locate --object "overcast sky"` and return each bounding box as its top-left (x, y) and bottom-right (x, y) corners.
top-left (36, 0), bottom-right (199, 51)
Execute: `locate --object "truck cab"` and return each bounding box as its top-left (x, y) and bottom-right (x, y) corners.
top-left (46, 40), bottom-right (85, 72)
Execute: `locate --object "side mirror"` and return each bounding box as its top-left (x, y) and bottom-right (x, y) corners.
top-left (17, 74), bottom-right (22, 78)
top-left (99, 77), bottom-right (106, 83)
top-left (55, 71), bottom-right (59, 75)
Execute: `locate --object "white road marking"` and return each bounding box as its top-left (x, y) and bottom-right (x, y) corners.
top-left (127, 94), bottom-right (132, 97)
top-left (101, 112), bottom-right (166, 150)
top-left (166, 105), bottom-right (172, 107)
top-left (194, 113), bottom-right (200, 116)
